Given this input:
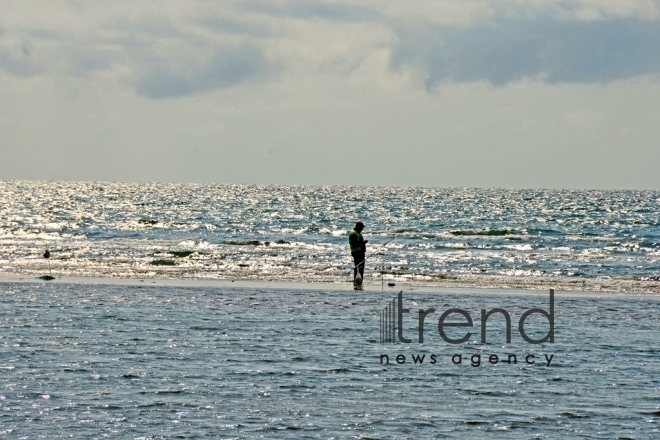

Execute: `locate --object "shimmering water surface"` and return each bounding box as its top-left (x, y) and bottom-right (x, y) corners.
top-left (1, 181), bottom-right (659, 438)
top-left (1, 282), bottom-right (658, 438)
top-left (1, 181), bottom-right (659, 292)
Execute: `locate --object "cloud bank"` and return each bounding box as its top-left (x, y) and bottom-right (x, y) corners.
top-left (1, 1), bottom-right (659, 189)
top-left (391, 18), bottom-right (660, 89)
top-left (1, 1), bottom-right (659, 99)
top-left (133, 44), bottom-right (275, 99)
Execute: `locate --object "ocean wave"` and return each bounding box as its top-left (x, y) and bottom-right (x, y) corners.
top-left (1, 181), bottom-right (658, 293)
top-left (450, 228), bottom-right (519, 236)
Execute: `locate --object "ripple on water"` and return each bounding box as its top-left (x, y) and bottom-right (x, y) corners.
top-left (4, 281), bottom-right (657, 437)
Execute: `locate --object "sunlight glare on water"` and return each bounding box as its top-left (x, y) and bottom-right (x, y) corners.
top-left (0, 181), bottom-right (659, 293)
top-left (0, 282), bottom-right (658, 438)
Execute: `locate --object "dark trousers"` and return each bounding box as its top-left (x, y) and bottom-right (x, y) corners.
top-left (352, 252), bottom-right (365, 284)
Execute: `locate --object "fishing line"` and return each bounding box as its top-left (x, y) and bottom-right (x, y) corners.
top-left (347, 236), bottom-right (397, 276)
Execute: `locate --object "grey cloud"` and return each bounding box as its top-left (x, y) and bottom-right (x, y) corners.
top-left (201, 16), bottom-right (272, 37)
top-left (0, 46), bottom-right (41, 77)
top-left (133, 44), bottom-right (275, 99)
top-left (391, 18), bottom-right (660, 88)
top-left (0, 21), bottom-right (276, 98)
top-left (64, 46), bottom-right (118, 76)
top-left (0, 26), bottom-right (118, 78)
top-left (242, 0), bottom-right (379, 22)
top-left (0, 39), bottom-right (117, 78)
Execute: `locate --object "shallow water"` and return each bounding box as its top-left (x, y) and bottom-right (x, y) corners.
top-left (1, 281), bottom-right (658, 438)
top-left (1, 181), bottom-right (659, 292)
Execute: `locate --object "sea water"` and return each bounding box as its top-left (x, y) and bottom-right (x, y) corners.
top-left (1, 181), bottom-right (659, 292)
top-left (0, 181), bottom-right (659, 438)
top-left (0, 281), bottom-right (658, 438)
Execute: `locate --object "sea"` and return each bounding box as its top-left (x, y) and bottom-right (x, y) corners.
top-left (1, 181), bottom-right (658, 292)
top-left (0, 180), bottom-right (659, 438)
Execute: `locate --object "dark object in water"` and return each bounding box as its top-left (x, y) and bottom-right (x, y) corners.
top-left (388, 282), bottom-right (396, 287)
top-left (150, 259), bottom-right (176, 266)
top-left (168, 251), bottom-right (194, 258)
top-left (44, 250), bottom-right (50, 259)
top-left (38, 275), bottom-right (56, 281)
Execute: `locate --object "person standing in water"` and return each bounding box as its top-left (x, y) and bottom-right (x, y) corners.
top-left (348, 221), bottom-right (368, 290)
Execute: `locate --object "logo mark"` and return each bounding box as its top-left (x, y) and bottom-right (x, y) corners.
top-left (379, 297), bottom-right (396, 343)
top-left (379, 289), bottom-right (555, 345)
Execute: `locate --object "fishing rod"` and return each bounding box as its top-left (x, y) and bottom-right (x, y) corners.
top-left (347, 236), bottom-right (397, 274)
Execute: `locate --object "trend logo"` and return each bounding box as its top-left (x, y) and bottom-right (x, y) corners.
top-left (380, 290), bottom-right (554, 345)
top-left (378, 290), bottom-right (556, 367)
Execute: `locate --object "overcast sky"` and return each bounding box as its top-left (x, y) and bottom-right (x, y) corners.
top-left (1, 1), bottom-right (659, 189)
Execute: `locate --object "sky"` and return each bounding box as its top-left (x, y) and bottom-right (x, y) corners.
top-left (1, 0), bottom-right (659, 190)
